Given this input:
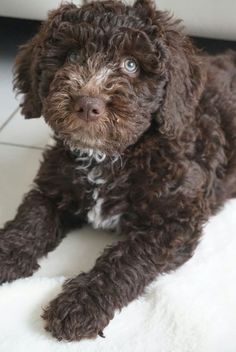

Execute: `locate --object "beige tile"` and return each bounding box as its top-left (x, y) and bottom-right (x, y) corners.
top-left (0, 58), bottom-right (19, 127)
top-left (0, 109), bottom-right (52, 148)
top-left (0, 145), bottom-right (43, 224)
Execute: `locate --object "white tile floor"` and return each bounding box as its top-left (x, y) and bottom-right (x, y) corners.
top-left (0, 56), bottom-right (52, 226)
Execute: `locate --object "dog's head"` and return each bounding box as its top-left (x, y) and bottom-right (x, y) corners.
top-left (14, 0), bottom-right (204, 154)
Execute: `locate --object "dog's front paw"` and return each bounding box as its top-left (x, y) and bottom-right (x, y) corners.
top-left (42, 273), bottom-right (113, 341)
top-left (0, 229), bottom-right (39, 284)
top-left (0, 252), bottom-right (39, 284)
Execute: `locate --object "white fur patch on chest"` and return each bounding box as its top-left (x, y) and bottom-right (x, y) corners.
top-left (75, 148), bottom-right (122, 230)
top-left (87, 193), bottom-right (121, 231)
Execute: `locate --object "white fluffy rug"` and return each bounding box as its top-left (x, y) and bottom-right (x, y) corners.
top-left (0, 200), bottom-right (236, 352)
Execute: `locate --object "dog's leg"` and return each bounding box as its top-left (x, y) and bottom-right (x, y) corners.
top-left (42, 215), bottom-right (203, 341)
top-left (0, 189), bottom-right (65, 283)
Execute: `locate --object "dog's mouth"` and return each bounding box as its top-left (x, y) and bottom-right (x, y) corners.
top-left (66, 120), bottom-right (109, 149)
top-left (47, 109), bottom-right (121, 154)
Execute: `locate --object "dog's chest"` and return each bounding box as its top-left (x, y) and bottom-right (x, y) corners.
top-left (75, 149), bottom-right (123, 231)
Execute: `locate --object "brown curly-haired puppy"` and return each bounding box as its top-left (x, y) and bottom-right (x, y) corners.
top-left (1, 0), bottom-right (236, 342)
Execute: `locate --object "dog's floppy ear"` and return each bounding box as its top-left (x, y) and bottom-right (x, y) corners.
top-left (157, 34), bottom-right (204, 139)
top-left (134, 0), bottom-right (204, 139)
top-left (13, 3), bottom-right (77, 119)
top-left (14, 34), bottom-right (42, 119)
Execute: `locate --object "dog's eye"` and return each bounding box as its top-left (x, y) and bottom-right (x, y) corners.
top-left (121, 58), bottom-right (139, 75)
top-left (67, 50), bottom-right (85, 65)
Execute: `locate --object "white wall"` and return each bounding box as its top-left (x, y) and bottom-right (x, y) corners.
top-left (0, 0), bottom-right (236, 40)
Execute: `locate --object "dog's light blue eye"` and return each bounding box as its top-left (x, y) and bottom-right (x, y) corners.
top-left (122, 58), bottom-right (139, 74)
top-left (68, 50), bottom-right (85, 65)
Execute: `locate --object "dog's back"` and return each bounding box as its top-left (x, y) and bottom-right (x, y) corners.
top-left (198, 51), bottom-right (236, 199)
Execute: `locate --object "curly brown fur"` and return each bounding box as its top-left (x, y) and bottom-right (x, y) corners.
top-left (1, 0), bottom-right (236, 342)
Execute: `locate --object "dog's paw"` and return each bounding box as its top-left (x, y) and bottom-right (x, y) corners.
top-left (42, 273), bottom-right (113, 341)
top-left (0, 254), bottom-right (39, 284)
top-left (0, 229), bottom-right (39, 284)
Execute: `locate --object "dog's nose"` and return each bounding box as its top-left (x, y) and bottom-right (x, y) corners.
top-left (74, 96), bottom-right (105, 121)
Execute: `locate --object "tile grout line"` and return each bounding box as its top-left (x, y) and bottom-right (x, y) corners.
top-left (0, 141), bottom-right (44, 151)
top-left (0, 107), bottom-right (20, 133)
